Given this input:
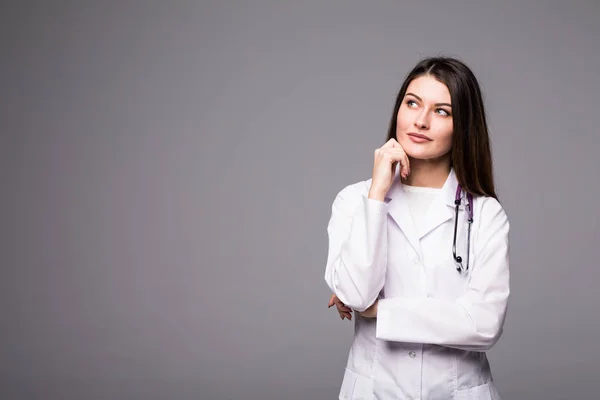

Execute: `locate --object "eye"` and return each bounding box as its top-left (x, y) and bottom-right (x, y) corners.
top-left (436, 108), bottom-right (451, 117)
top-left (406, 99), bottom-right (418, 108)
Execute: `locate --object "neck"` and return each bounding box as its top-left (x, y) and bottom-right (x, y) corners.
top-left (401, 157), bottom-right (451, 188)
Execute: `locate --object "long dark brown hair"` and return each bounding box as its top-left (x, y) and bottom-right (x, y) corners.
top-left (386, 57), bottom-right (497, 199)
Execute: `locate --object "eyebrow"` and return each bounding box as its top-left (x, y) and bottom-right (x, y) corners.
top-left (406, 92), bottom-right (452, 108)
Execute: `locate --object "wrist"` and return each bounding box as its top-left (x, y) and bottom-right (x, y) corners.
top-left (368, 187), bottom-right (387, 201)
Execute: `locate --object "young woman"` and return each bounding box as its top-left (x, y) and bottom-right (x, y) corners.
top-left (324, 57), bottom-right (509, 400)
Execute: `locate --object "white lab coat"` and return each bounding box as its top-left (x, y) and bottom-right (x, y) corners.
top-left (324, 168), bottom-right (510, 400)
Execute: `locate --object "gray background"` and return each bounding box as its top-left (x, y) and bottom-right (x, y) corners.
top-left (1, 1), bottom-right (599, 399)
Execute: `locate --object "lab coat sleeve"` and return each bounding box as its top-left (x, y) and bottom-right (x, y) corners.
top-left (324, 183), bottom-right (389, 312)
top-left (375, 197), bottom-right (510, 351)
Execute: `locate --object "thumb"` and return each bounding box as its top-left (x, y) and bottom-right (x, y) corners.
top-left (328, 294), bottom-right (335, 307)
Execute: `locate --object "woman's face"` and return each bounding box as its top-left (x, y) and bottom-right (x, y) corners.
top-left (396, 75), bottom-right (454, 161)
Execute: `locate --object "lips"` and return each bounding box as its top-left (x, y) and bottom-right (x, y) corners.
top-left (407, 132), bottom-right (433, 141)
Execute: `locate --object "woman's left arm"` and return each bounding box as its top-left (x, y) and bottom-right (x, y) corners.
top-left (374, 197), bottom-right (510, 351)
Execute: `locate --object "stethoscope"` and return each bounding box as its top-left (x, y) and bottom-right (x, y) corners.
top-left (453, 185), bottom-right (473, 274)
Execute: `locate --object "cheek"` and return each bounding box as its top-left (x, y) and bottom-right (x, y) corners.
top-left (396, 108), bottom-right (413, 134)
top-left (396, 110), bottom-right (408, 128)
top-left (437, 127), bottom-right (454, 151)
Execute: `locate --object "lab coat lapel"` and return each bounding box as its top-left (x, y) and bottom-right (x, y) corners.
top-left (385, 173), bottom-right (421, 253)
top-left (417, 169), bottom-right (463, 239)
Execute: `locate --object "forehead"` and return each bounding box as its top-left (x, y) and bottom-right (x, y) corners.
top-left (406, 75), bottom-right (451, 103)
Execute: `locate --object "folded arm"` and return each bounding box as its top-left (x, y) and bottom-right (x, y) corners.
top-left (324, 184), bottom-right (389, 312)
top-left (375, 198), bottom-right (510, 351)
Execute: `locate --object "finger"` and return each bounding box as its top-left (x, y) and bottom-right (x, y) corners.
top-left (338, 311), bottom-right (352, 320)
top-left (382, 148), bottom-right (406, 156)
top-left (403, 153), bottom-right (411, 177)
top-left (332, 299), bottom-right (349, 310)
top-left (328, 293), bottom-right (337, 308)
top-left (399, 154), bottom-right (409, 179)
top-left (382, 149), bottom-right (407, 165)
top-left (332, 299), bottom-right (344, 308)
top-left (380, 138), bottom-right (400, 150)
top-left (336, 304), bottom-right (352, 313)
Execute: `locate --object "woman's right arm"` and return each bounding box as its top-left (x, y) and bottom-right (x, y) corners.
top-left (323, 183), bottom-right (390, 312)
top-left (324, 139), bottom-right (409, 312)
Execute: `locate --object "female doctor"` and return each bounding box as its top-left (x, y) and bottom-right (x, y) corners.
top-left (324, 57), bottom-right (510, 400)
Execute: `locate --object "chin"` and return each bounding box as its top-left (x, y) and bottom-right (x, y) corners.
top-left (406, 147), bottom-right (449, 162)
top-left (402, 145), bottom-right (433, 160)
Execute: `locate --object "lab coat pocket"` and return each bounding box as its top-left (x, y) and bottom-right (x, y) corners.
top-left (455, 381), bottom-right (499, 400)
top-left (339, 368), bottom-right (373, 400)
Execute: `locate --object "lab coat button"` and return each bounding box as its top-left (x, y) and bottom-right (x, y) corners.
top-left (409, 351), bottom-right (416, 358)
top-left (413, 258), bottom-right (420, 264)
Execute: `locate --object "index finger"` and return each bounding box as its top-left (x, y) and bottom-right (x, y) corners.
top-left (380, 138), bottom-right (400, 149)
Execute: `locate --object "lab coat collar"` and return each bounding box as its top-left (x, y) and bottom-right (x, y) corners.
top-left (384, 168), bottom-right (463, 251)
top-left (441, 168), bottom-right (467, 209)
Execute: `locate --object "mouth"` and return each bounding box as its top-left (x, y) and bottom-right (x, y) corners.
top-left (407, 132), bottom-right (433, 141)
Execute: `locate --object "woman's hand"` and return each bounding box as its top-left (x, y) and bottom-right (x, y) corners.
top-left (328, 293), bottom-right (353, 320)
top-left (357, 300), bottom-right (378, 318)
top-left (369, 138), bottom-right (410, 201)
top-left (328, 294), bottom-right (378, 320)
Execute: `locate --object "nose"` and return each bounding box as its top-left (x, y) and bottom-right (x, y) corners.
top-left (414, 111), bottom-right (429, 130)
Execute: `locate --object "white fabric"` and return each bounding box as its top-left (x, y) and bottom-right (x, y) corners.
top-left (324, 169), bottom-right (509, 400)
top-left (403, 184), bottom-right (442, 237)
